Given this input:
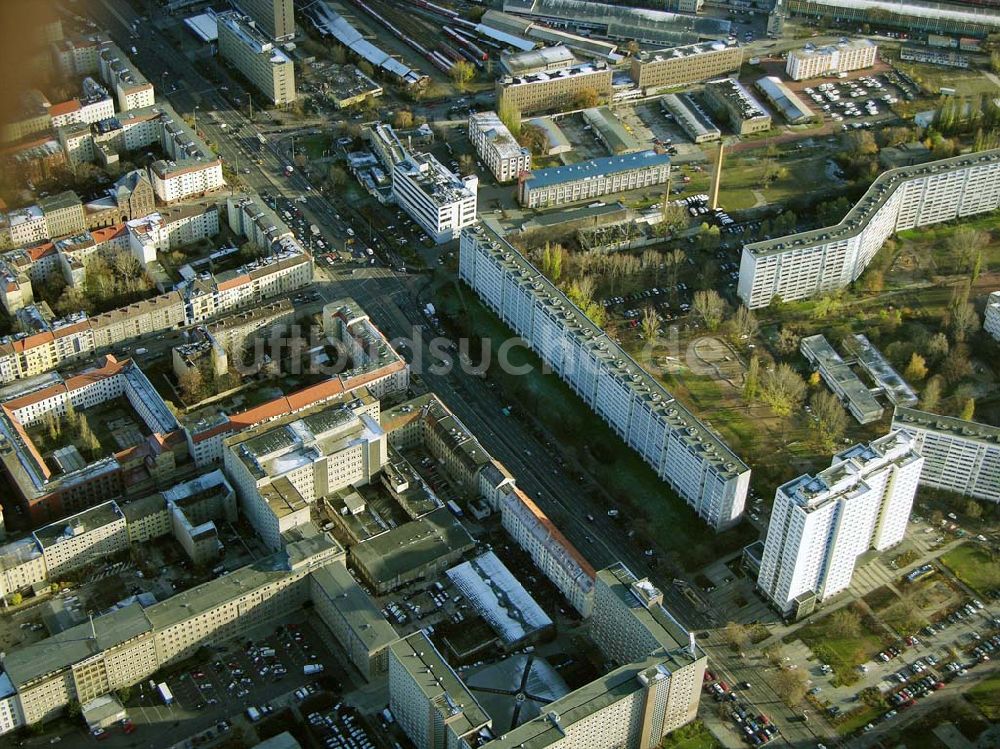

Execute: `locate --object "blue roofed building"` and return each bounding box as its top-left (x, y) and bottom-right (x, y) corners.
top-left (517, 150), bottom-right (670, 208)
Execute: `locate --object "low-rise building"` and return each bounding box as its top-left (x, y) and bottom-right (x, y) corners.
top-left (391, 152), bottom-right (478, 244)
top-left (518, 150), bottom-right (670, 209)
top-left (786, 38), bottom-right (878, 81)
top-left (661, 94), bottom-right (721, 143)
top-left (800, 334), bottom-right (883, 424)
top-left (217, 11), bottom-right (296, 106)
top-left (755, 76), bottom-right (816, 125)
top-left (891, 407), bottom-right (1000, 504)
top-left (703, 77), bottom-right (771, 135)
top-left (468, 111), bottom-right (531, 183)
top-left (324, 64), bottom-right (382, 109)
top-left (500, 46), bottom-right (578, 77)
top-left (630, 40), bottom-right (742, 94)
top-left (496, 61), bottom-right (613, 115)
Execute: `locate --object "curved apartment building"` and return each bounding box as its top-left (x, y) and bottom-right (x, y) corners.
top-left (738, 148), bottom-right (1000, 309)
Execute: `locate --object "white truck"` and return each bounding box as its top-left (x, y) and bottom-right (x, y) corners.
top-left (246, 706), bottom-right (261, 722)
top-left (304, 664), bottom-right (324, 675)
top-left (157, 682), bottom-right (173, 705)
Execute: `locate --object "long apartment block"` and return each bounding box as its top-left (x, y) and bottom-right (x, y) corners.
top-left (517, 150), bottom-right (671, 209)
top-left (217, 11), bottom-right (296, 106)
top-left (891, 407), bottom-right (1000, 503)
top-left (459, 222), bottom-right (749, 530)
top-left (757, 431), bottom-right (923, 618)
top-left (739, 149), bottom-right (1000, 308)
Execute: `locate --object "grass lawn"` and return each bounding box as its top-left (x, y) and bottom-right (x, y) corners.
top-left (433, 279), bottom-right (756, 570)
top-left (717, 153), bottom-right (842, 211)
top-left (865, 585), bottom-right (929, 636)
top-left (835, 704), bottom-right (883, 736)
top-left (966, 672), bottom-right (1000, 720)
top-left (940, 543), bottom-right (1000, 597)
top-left (661, 721), bottom-right (721, 749)
top-left (794, 605), bottom-right (888, 686)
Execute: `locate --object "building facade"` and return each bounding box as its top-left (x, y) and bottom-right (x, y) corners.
top-left (985, 291), bottom-right (1000, 341)
top-left (518, 150), bottom-right (671, 209)
top-left (757, 431), bottom-right (923, 618)
top-left (391, 152), bottom-right (478, 244)
top-left (631, 41), bottom-right (742, 94)
top-left (236, 0), bottom-right (295, 41)
top-left (218, 12), bottom-right (296, 106)
top-left (468, 112), bottom-right (531, 184)
top-left (738, 149), bottom-right (1000, 308)
top-left (703, 78), bottom-right (772, 135)
top-left (459, 223), bottom-right (749, 531)
top-left (496, 62), bottom-right (613, 115)
top-left (891, 407), bottom-right (1000, 504)
top-left (786, 39), bottom-right (878, 80)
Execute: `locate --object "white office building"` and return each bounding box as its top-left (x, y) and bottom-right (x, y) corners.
top-left (786, 39), bottom-right (878, 80)
top-left (391, 152), bottom-right (478, 244)
top-left (468, 111), bottom-right (531, 183)
top-left (460, 222), bottom-right (749, 530)
top-left (217, 11), bottom-right (296, 106)
top-left (757, 431), bottom-right (923, 618)
top-left (985, 291), bottom-right (1000, 342)
top-left (891, 407), bottom-right (1000, 503)
top-left (738, 149), bottom-right (1000, 309)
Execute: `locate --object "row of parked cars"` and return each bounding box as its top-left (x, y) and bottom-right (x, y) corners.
top-left (704, 672), bottom-right (780, 746)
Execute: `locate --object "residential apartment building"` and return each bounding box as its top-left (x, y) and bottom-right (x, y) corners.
top-left (8, 207), bottom-right (48, 247)
top-left (97, 40), bottom-right (154, 111)
top-left (738, 149), bottom-right (1000, 309)
top-left (757, 431), bottom-right (923, 618)
top-left (388, 631), bottom-right (492, 749)
top-left (630, 41), bottom-right (743, 94)
top-left (0, 355), bottom-right (183, 523)
top-left (891, 407), bottom-right (1000, 503)
top-left (391, 152), bottom-right (478, 244)
top-left (236, 0), bottom-right (295, 41)
top-left (703, 77), bottom-right (772, 135)
top-left (33, 502), bottom-right (128, 579)
top-left (460, 223), bottom-right (749, 530)
top-left (51, 36), bottom-right (103, 78)
top-left (310, 561), bottom-right (397, 681)
top-left (496, 62), bottom-right (613, 115)
top-left (468, 112), bottom-right (531, 183)
top-left (985, 291), bottom-right (1000, 341)
top-left (518, 150), bottom-right (671, 209)
top-left (1, 534), bottom-right (341, 728)
top-left (124, 204), bottom-right (219, 269)
top-left (591, 563), bottom-right (707, 733)
top-left (39, 192), bottom-right (86, 240)
top-left (218, 12), bottom-right (296, 106)
top-left (226, 193), bottom-right (292, 249)
top-left (223, 392), bottom-right (387, 549)
top-left (786, 39), bottom-right (878, 81)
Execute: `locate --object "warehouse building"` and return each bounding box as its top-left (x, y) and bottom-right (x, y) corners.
top-left (661, 94), bottom-right (721, 143)
top-left (703, 78), bottom-right (772, 135)
top-left (755, 76), bottom-right (816, 124)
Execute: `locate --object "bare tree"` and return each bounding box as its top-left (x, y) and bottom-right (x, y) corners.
top-left (810, 390), bottom-right (849, 452)
top-left (946, 226), bottom-right (989, 272)
top-left (731, 305), bottom-right (758, 342)
top-left (773, 667), bottom-right (809, 707)
top-left (723, 622), bottom-right (752, 651)
top-left (641, 306), bottom-right (658, 343)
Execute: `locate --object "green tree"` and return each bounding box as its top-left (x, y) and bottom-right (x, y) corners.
top-left (572, 88), bottom-right (600, 109)
top-left (965, 500), bottom-right (983, 520)
top-left (920, 375), bottom-right (944, 412)
top-left (743, 355), bottom-right (760, 403)
top-left (498, 98), bottom-right (521, 138)
top-left (810, 390), bottom-right (849, 452)
top-left (449, 61), bottom-right (475, 91)
top-left (761, 364), bottom-right (807, 418)
top-left (9, 592), bottom-right (22, 606)
top-left (959, 397), bottom-right (975, 421)
top-left (903, 352), bottom-right (928, 382)
top-left (776, 327), bottom-right (800, 356)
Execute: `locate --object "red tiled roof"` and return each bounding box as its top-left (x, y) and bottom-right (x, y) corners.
top-left (513, 487), bottom-right (596, 580)
top-left (49, 99), bottom-right (81, 117)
